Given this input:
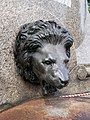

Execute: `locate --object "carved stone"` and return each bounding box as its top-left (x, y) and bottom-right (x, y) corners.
top-left (77, 65), bottom-right (87, 80)
top-left (0, 0), bottom-right (86, 107)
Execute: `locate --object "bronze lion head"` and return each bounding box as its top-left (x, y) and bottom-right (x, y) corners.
top-left (14, 20), bottom-right (73, 95)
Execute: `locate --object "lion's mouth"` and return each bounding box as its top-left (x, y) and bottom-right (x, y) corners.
top-left (41, 79), bottom-right (69, 95)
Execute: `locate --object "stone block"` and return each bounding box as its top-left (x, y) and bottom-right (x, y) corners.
top-left (0, 0), bottom-right (84, 107)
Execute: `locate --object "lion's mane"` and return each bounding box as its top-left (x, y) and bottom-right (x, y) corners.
top-left (14, 20), bottom-right (73, 83)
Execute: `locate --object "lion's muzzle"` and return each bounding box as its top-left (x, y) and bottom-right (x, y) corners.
top-left (46, 64), bottom-right (69, 89)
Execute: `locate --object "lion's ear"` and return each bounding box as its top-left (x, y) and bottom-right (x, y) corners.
top-left (64, 40), bottom-right (73, 48)
top-left (64, 40), bottom-right (73, 58)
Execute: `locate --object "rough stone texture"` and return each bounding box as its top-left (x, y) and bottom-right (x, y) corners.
top-left (77, 65), bottom-right (87, 80)
top-left (0, 0), bottom-right (66, 105)
top-left (0, 98), bottom-right (90, 120)
top-left (0, 0), bottom-right (88, 107)
top-left (76, 11), bottom-right (90, 65)
top-left (65, 0), bottom-right (84, 49)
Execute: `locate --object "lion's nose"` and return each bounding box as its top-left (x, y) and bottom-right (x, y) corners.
top-left (60, 80), bottom-right (69, 87)
top-left (56, 79), bottom-right (69, 89)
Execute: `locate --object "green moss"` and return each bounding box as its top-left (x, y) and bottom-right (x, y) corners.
top-left (88, 5), bottom-right (90, 13)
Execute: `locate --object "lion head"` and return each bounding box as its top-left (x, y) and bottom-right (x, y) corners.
top-left (14, 20), bottom-right (73, 95)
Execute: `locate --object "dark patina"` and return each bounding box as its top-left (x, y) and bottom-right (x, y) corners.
top-left (14, 20), bottom-right (73, 95)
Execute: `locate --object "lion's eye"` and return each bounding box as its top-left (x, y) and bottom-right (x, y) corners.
top-left (42, 60), bottom-right (52, 65)
top-left (42, 59), bottom-right (56, 65)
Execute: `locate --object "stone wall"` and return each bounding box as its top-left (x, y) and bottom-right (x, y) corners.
top-left (0, 0), bottom-right (85, 106)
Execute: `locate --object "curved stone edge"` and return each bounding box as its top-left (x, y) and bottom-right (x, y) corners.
top-left (0, 98), bottom-right (90, 120)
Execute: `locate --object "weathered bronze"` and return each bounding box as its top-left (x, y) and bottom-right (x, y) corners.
top-left (14, 20), bottom-right (73, 95)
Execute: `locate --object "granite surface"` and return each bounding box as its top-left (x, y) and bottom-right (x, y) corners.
top-left (76, 12), bottom-right (90, 65)
top-left (0, 0), bottom-right (87, 106)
